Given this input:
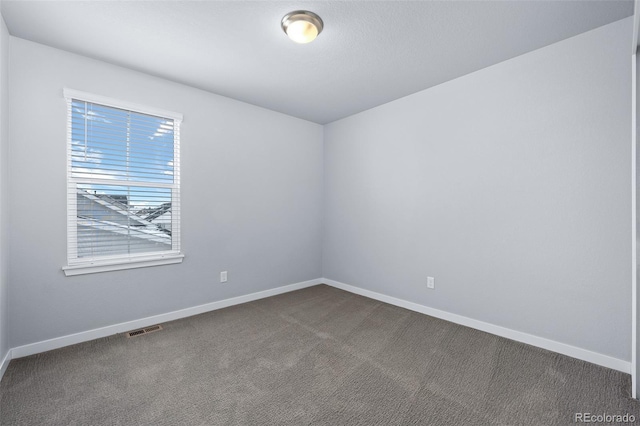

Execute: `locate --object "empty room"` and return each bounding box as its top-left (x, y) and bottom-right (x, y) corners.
top-left (1, 0), bottom-right (640, 424)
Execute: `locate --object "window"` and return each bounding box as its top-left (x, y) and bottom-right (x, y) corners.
top-left (63, 89), bottom-right (183, 276)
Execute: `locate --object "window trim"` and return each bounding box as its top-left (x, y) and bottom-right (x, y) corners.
top-left (62, 89), bottom-right (184, 276)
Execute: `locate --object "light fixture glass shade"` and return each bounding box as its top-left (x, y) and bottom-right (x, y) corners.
top-left (281, 11), bottom-right (323, 44)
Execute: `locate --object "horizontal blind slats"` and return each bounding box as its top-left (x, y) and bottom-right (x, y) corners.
top-left (70, 128), bottom-right (174, 150)
top-left (70, 158), bottom-right (175, 175)
top-left (71, 100), bottom-right (176, 122)
top-left (68, 97), bottom-right (181, 263)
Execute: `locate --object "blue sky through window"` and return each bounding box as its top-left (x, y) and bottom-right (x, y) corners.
top-left (71, 100), bottom-right (175, 212)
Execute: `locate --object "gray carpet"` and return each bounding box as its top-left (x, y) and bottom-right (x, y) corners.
top-left (0, 284), bottom-right (638, 425)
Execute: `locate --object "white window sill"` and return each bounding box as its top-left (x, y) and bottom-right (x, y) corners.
top-left (63, 253), bottom-right (184, 276)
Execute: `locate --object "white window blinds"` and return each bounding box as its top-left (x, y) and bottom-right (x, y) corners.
top-left (64, 89), bottom-right (182, 275)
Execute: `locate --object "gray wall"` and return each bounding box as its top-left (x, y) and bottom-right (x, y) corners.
top-left (3, 15), bottom-right (634, 368)
top-left (8, 37), bottom-right (323, 348)
top-left (0, 10), bottom-right (8, 362)
top-left (323, 18), bottom-right (632, 361)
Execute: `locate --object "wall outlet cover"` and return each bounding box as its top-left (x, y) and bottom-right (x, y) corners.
top-left (427, 277), bottom-right (435, 289)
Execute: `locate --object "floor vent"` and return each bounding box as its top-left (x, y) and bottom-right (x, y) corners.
top-left (126, 324), bottom-right (163, 338)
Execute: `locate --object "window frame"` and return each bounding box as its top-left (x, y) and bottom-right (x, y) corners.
top-left (62, 89), bottom-right (184, 276)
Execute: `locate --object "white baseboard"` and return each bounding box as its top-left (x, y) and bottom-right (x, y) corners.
top-left (10, 278), bottom-right (322, 359)
top-left (6, 277), bottom-right (630, 375)
top-left (0, 348), bottom-right (11, 382)
top-left (323, 279), bottom-right (631, 374)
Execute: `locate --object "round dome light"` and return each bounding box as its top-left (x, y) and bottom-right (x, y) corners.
top-left (281, 10), bottom-right (323, 44)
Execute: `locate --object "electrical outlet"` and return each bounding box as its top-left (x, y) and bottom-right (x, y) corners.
top-left (220, 271), bottom-right (228, 283)
top-left (427, 276), bottom-right (435, 289)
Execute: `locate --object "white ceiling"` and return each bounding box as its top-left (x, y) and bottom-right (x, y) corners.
top-left (1, 1), bottom-right (634, 124)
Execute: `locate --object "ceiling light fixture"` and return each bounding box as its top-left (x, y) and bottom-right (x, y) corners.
top-left (281, 10), bottom-right (323, 44)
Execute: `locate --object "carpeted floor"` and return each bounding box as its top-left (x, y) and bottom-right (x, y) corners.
top-left (0, 284), bottom-right (639, 425)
